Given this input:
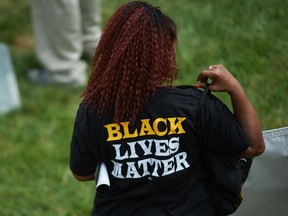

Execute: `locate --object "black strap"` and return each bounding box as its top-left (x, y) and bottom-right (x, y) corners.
top-left (196, 84), bottom-right (210, 126)
top-left (198, 84), bottom-right (210, 109)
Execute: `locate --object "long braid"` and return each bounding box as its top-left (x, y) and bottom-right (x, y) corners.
top-left (82, 1), bottom-right (178, 123)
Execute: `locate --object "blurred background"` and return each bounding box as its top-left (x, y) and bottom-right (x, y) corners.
top-left (0, 0), bottom-right (287, 215)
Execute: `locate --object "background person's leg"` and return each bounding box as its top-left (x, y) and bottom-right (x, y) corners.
top-left (80, 0), bottom-right (102, 59)
top-left (30, 0), bottom-right (87, 86)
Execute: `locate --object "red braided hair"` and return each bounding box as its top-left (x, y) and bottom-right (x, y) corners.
top-left (82, 1), bottom-right (178, 123)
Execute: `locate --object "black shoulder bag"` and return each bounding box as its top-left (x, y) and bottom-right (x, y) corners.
top-left (196, 85), bottom-right (253, 216)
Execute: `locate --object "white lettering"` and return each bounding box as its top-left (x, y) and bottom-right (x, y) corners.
top-left (127, 141), bottom-right (138, 158)
top-left (111, 160), bottom-right (124, 178)
top-left (110, 137), bottom-right (191, 179)
top-left (112, 144), bottom-right (129, 160)
top-left (138, 139), bottom-right (153, 156)
top-left (154, 139), bottom-right (169, 156)
top-left (162, 157), bottom-right (175, 176)
top-left (138, 158), bottom-right (151, 177)
top-left (126, 162), bottom-right (141, 178)
top-left (175, 152), bottom-right (190, 171)
top-left (169, 137), bottom-right (180, 154)
top-left (150, 158), bottom-right (162, 177)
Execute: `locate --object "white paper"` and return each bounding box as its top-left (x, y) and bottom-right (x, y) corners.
top-left (96, 163), bottom-right (110, 195)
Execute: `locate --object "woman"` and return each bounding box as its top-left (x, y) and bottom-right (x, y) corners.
top-left (70, 1), bottom-right (265, 215)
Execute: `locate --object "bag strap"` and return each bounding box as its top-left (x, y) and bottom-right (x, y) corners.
top-left (198, 84), bottom-right (210, 109)
top-left (195, 84), bottom-right (210, 135)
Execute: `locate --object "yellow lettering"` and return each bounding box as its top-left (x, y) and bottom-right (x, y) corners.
top-left (153, 118), bottom-right (168, 136)
top-left (104, 123), bottom-right (122, 141)
top-left (121, 122), bottom-right (138, 139)
top-left (139, 119), bottom-right (156, 136)
top-left (168, 117), bottom-right (186, 135)
top-left (105, 117), bottom-right (186, 141)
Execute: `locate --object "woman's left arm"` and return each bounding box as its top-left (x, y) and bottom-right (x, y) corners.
top-left (197, 65), bottom-right (265, 157)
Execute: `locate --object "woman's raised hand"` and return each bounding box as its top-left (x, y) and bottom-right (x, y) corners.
top-left (196, 64), bottom-right (241, 94)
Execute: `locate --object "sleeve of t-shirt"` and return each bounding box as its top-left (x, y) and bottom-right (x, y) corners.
top-left (200, 94), bottom-right (250, 156)
top-left (70, 103), bottom-right (98, 176)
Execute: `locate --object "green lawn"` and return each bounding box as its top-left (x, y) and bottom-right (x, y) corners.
top-left (0, 0), bottom-right (287, 215)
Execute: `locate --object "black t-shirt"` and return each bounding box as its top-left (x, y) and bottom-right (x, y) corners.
top-left (70, 85), bottom-right (250, 216)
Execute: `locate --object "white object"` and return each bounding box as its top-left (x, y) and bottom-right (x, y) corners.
top-left (233, 127), bottom-right (288, 216)
top-left (0, 43), bottom-right (21, 114)
top-left (96, 163), bottom-right (110, 195)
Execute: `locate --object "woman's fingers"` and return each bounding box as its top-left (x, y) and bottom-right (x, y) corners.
top-left (196, 64), bottom-right (237, 92)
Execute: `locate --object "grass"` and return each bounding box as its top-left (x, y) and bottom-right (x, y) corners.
top-left (0, 0), bottom-right (287, 215)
